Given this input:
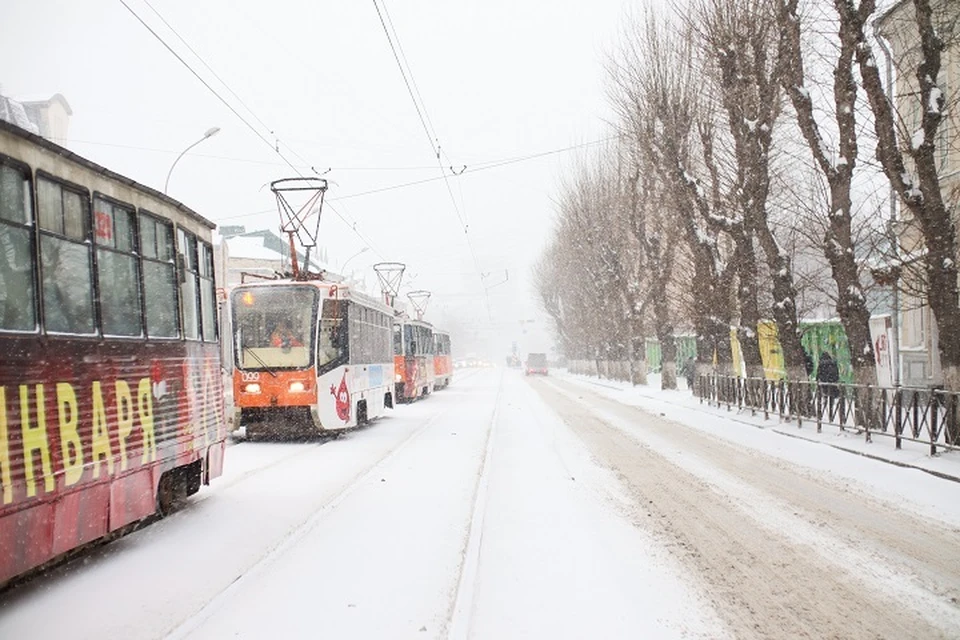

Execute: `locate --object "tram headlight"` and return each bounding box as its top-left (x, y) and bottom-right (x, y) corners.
top-left (395, 373), bottom-right (403, 383)
top-left (244, 383), bottom-right (261, 394)
top-left (288, 381), bottom-right (306, 393)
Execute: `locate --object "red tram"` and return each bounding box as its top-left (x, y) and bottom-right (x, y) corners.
top-left (433, 329), bottom-right (452, 389)
top-left (393, 317), bottom-right (435, 402)
top-left (0, 120), bottom-right (226, 586)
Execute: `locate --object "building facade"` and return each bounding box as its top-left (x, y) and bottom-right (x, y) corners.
top-left (877, 0), bottom-right (960, 387)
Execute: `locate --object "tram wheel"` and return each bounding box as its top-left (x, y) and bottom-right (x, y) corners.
top-left (157, 470), bottom-right (188, 517)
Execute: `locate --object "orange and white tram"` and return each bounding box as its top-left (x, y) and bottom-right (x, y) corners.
top-left (231, 279), bottom-right (395, 436)
top-left (0, 119), bottom-right (226, 586)
top-left (433, 329), bottom-right (452, 390)
top-left (393, 317), bottom-right (435, 402)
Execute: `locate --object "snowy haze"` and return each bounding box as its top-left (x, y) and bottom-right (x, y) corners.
top-left (0, 0), bottom-right (646, 360)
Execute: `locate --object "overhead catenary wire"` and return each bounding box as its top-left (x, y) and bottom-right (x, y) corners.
top-left (116, 0), bottom-right (302, 173)
top-left (140, 0), bottom-right (334, 184)
top-left (118, 0), bottom-right (385, 259)
top-left (370, 0), bottom-right (478, 250)
top-left (215, 136), bottom-right (617, 221)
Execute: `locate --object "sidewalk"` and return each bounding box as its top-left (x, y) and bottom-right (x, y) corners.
top-left (557, 370), bottom-right (960, 484)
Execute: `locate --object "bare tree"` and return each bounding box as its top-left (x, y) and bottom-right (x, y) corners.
top-left (838, 0), bottom-right (960, 389)
top-left (611, 12), bottom-right (736, 383)
top-left (777, 0), bottom-right (877, 385)
top-left (695, 0), bottom-right (808, 379)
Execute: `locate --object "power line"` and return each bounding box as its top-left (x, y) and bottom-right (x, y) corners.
top-left (370, 0), bottom-right (471, 245)
top-left (371, 0), bottom-right (436, 154)
top-left (119, 0), bottom-right (385, 259)
top-left (116, 0), bottom-right (300, 169)
top-left (380, 0), bottom-right (439, 144)
top-left (215, 136), bottom-right (617, 221)
top-left (140, 0), bottom-right (275, 137)
top-left (336, 136), bottom-right (618, 201)
top-left (141, 0), bottom-right (324, 179)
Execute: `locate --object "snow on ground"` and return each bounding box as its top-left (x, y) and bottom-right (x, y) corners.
top-left (536, 373), bottom-right (960, 638)
top-left (0, 373), bottom-right (482, 639)
top-left (0, 368), bottom-right (727, 639)
top-left (10, 366), bottom-right (957, 639)
top-left (559, 370), bottom-right (960, 528)
top-left (464, 373), bottom-right (727, 640)
top-left (170, 371), bottom-right (500, 639)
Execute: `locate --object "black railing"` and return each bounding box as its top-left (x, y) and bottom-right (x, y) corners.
top-left (697, 374), bottom-right (960, 454)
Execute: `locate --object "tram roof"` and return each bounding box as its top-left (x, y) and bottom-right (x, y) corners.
top-left (0, 119), bottom-right (216, 230)
top-left (233, 278), bottom-right (395, 315)
top-left (397, 317), bottom-right (434, 329)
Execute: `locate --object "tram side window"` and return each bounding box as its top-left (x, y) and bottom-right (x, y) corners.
top-left (0, 162), bottom-right (37, 331)
top-left (319, 298), bottom-right (346, 370)
top-left (376, 312), bottom-right (391, 362)
top-left (404, 324), bottom-right (416, 355)
top-left (140, 213), bottom-right (179, 338)
top-left (94, 197), bottom-right (142, 337)
top-left (37, 176), bottom-right (95, 335)
top-left (177, 228), bottom-right (200, 340)
top-left (418, 326), bottom-right (433, 356)
top-left (198, 242), bottom-right (216, 342)
top-left (349, 304), bottom-right (370, 364)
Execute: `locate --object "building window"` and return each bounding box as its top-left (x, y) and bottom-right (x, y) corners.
top-left (0, 161), bottom-right (37, 332)
top-left (94, 196), bottom-right (142, 337)
top-left (37, 176), bottom-right (94, 335)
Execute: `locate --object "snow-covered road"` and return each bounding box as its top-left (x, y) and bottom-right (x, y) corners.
top-left (1, 367), bottom-right (958, 639)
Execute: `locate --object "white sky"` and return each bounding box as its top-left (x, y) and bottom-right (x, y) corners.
top-left (1, 0), bottom-right (655, 359)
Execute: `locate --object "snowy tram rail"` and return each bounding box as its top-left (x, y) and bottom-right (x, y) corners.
top-left (2, 367), bottom-right (959, 639)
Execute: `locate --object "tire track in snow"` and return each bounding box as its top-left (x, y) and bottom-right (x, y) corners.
top-left (533, 377), bottom-right (958, 639)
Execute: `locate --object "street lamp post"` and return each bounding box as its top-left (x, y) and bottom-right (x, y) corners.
top-left (164, 127), bottom-right (220, 194)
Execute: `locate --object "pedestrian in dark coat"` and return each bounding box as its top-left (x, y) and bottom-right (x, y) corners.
top-left (817, 351), bottom-right (840, 399)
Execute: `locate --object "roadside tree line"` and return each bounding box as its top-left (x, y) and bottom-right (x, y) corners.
top-left (535, 0), bottom-right (960, 391)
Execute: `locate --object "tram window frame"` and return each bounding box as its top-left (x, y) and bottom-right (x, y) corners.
top-left (93, 194), bottom-right (143, 338)
top-left (139, 211), bottom-right (180, 339)
top-left (0, 155), bottom-right (39, 333)
top-left (36, 172), bottom-right (96, 337)
top-left (177, 228), bottom-right (201, 341)
top-left (318, 298), bottom-right (348, 374)
top-left (198, 241), bottom-right (217, 343)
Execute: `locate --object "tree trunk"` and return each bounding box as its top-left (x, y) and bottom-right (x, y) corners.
top-left (843, 0), bottom-right (960, 389)
top-left (779, 0), bottom-right (878, 388)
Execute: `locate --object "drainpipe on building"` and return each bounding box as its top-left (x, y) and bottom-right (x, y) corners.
top-left (874, 22), bottom-right (902, 387)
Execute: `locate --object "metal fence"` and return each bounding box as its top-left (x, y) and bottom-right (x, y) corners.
top-left (696, 374), bottom-right (960, 454)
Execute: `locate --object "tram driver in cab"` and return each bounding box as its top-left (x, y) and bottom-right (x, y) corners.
top-left (270, 318), bottom-right (303, 350)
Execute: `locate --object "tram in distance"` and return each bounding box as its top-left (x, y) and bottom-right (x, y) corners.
top-left (433, 329), bottom-right (453, 390)
top-left (231, 279), bottom-right (396, 437)
top-left (393, 317), bottom-right (435, 402)
top-left (0, 120), bottom-right (227, 587)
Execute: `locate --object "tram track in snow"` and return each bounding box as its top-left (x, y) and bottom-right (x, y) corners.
top-left (163, 374), bottom-right (482, 640)
top-left (443, 370), bottom-right (503, 640)
top-left (192, 367), bottom-right (485, 506)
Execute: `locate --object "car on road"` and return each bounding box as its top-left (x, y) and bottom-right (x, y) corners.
top-left (525, 353), bottom-right (549, 375)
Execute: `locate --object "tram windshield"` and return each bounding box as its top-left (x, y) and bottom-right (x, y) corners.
top-left (232, 286), bottom-right (317, 369)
